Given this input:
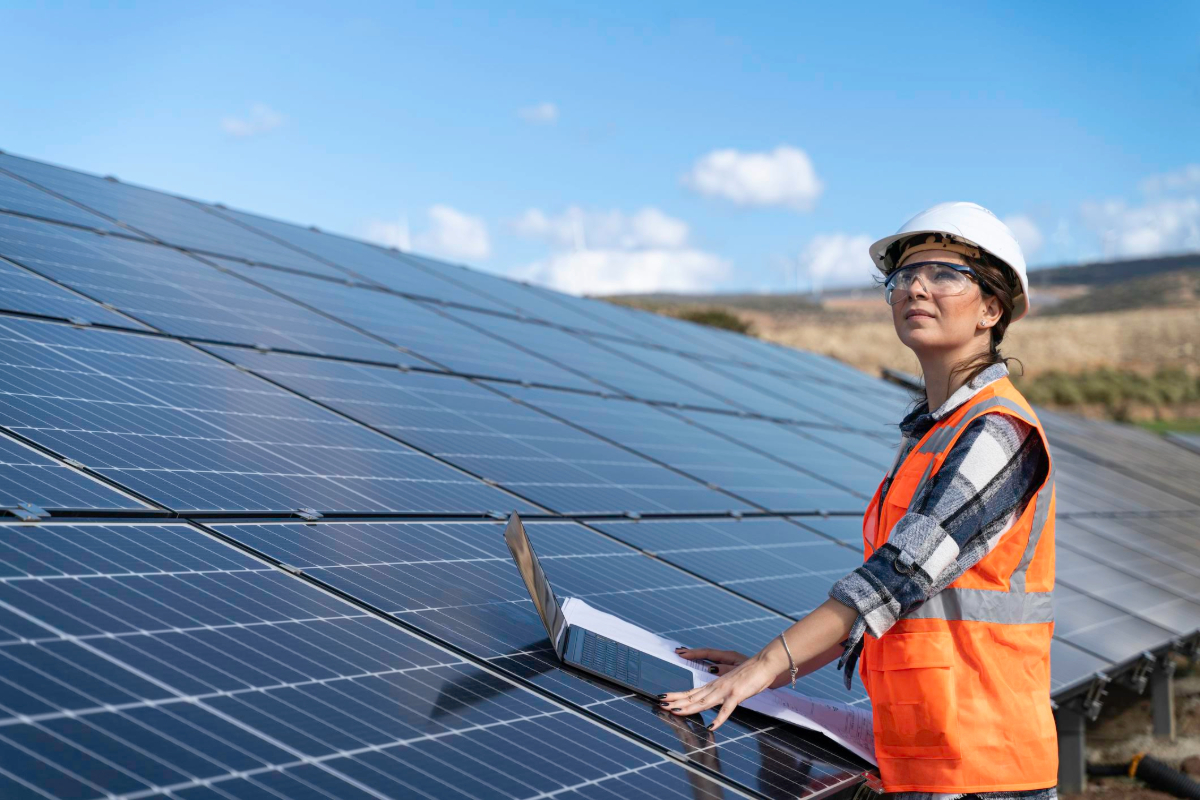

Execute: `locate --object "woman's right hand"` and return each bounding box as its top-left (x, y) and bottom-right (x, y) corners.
top-left (676, 647), bottom-right (791, 689)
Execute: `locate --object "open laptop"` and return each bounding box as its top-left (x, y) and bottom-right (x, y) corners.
top-left (503, 511), bottom-right (694, 699)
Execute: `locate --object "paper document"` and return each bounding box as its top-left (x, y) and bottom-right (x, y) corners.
top-left (561, 596), bottom-right (876, 765)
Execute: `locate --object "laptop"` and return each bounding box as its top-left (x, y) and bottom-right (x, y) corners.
top-left (503, 511), bottom-right (694, 699)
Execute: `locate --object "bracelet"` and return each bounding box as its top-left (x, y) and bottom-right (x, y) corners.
top-left (778, 632), bottom-right (798, 689)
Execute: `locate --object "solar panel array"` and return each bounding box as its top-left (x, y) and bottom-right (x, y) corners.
top-left (0, 151), bottom-right (1196, 799)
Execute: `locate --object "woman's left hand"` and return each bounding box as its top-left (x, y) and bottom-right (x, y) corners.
top-left (658, 649), bottom-right (782, 732)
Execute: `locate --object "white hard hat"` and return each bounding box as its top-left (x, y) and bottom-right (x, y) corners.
top-left (869, 201), bottom-right (1030, 322)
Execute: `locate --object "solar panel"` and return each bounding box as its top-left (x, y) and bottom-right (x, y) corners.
top-left (211, 519), bottom-right (872, 797)
top-left (1165, 431), bottom-right (1200, 456)
top-left (590, 517), bottom-right (864, 620)
top-left (0, 171), bottom-right (137, 236)
top-left (590, 337), bottom-right (828, 422)
top-left (0, 154), bottom-right (345, 278)
top-left (0, 521), bottom-right (740, 800)
top-left (1051, 583), bottom-right (1179, 663)
top-left (501, 385), bottom-right (867, 512)
top-left (0, 214), bottom-right (426, 366)
top-left (0, 250), bottom-right (150, 330)
top-left (674, 411), bottom-right (891, 499)
top-left (1041, 407), bottom-right (1200, 507)
top-left (209, 257), bottom-right (607, 391)
top-left (0, 316), bottom-right (534, 515)
top-left (437, 305), bottom-right (749, 410)
top-left (201, 345), bottom-right (752, 515)
top-left (0, 430), bottom-right (152, 513)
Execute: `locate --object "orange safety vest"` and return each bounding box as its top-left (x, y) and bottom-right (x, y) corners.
top-left (859, 375), bottom-right (1058, 793)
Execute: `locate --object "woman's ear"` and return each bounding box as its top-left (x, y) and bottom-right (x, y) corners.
top-left (979, 295), bottom-right (1002, 329)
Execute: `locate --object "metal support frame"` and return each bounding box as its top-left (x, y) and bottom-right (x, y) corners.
top-left (1151, 656), bottom-right (1176, 741)
top-left (1129, 650), bottom-right (1156, 694)
top-left (1056, 703), bottom-right (1088, 793)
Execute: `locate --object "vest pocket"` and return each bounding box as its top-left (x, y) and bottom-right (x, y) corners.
top-left (868, 631), bottom-right (961, 760)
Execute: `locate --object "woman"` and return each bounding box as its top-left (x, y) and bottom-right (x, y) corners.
top-left (660, 202), bottom-right (1058, 799)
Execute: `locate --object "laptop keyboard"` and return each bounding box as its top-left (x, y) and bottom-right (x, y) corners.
top-left (579, 629), bottom-right (641, 685)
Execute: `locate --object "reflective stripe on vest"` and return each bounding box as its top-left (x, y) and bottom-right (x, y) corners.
top-left (902, 586), bottom-right (1054, 623)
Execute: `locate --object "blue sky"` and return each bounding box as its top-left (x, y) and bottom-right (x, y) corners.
top-left (3, 1), bottom-right (1198, 294)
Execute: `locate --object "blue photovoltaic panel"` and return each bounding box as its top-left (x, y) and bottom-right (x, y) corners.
top-left (0, 521), bottom-right (734, 800)
top-left (0, 214), bottom-right (421, 366)
top-left (201, 204), bottom-right (522, 314)
top-left (204, 345), bottom-right (752, 515)
top-left (0, 154), bottom-right (346, 278)
top-left (676, 410), bottom-right (889, 500)
top-left (394, 250), bottom-right (629, 336)
top-left (700, 357), bottom-right (905, 429)
top-left (0, 173), bottom-right (136, 236)
top-left (1040, 408), bottom-right (1200, 509)
top-left (0, 252), bottom-right (150, 330)
top-left (1051, 582), bottom-right (1180, 664)
top-left (591, 517), bottom-right (864, 619)
top-left (1055, 546), bottom-right (1200, 633)
top-left (0, 316), bottom-right (535, 515)
top-left (212, 519), bottom-right (872, 798)
top-left (502, 385), bottom-right (867, 512)
top-left (1057, 517), bottom-right (1200, 596)
top-left (437, 305), bottom-right (745, 409)
top-left (0, 431), bottom-right (151, 512)
top-left (1052, 448), bottom-right (1197, 515)
top-left (1065, 515), bottom-right (1200, 575)
top-left (212, 257), bottom-right (606, 391)
top-left (592, 337), bottom-right (825, 422)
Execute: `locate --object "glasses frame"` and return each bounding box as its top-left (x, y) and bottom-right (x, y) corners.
top-left (884, 260), bottom-right (981, 306)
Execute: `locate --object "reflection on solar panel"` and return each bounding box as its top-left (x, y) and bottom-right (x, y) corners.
top-left (0, 521), bottom-right (741, 800)
top-left (0, 150), bottom-right (1195, 798)
top-left (211, 519), bottom-right (872, 797)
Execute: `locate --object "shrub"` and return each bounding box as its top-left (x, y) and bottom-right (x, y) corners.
top-left (676, 308), bottom-right (753, 335)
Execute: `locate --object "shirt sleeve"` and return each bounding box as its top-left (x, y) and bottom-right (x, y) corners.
top-left (827, 412), bottom-right (1049, 689)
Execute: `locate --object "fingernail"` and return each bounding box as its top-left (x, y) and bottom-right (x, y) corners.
top-left (659, 701), bottom-right (668, 706)
top-left (674, 647), bottom-right (686, 652)
top-left (708, 666), bottom-right (718, 674)
top-left (706, 724), bottom-right (714, 731)
top-left (671, 707), bottom-right (682, 712)
top-left (657, 694), bottom-right (667, 699)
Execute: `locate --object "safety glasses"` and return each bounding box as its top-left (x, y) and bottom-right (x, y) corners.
top-left (884, 261), bottom-right (980, 306)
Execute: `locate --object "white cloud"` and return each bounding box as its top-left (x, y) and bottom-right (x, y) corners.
top-left (1140, 164), bottom-right (1200, 194)
top-left (683, 145), bottom-right (823, 211)
top-left (221, 103), bottom-right (285, 137)
top-left (513, 249), bottom-right (730, 296)
top-left (413, 205), bottom-right (491, 260)
top-left (799, 234), bottom-right (875, 292)
top-left (1003, 214), bottom-right (1044, 258)
top-left (511, 206), bottom-right (688, 250)
top-left (510, 205), bottom-right (727, 294)
top-left (362, 205), bottom-right (490, 260)
top-left (1081, 196), bottom-right (1200, 258)
top-left (518, 102), bottom-right (559, 124)
top-left (363, 215), bottom-right (410, 250)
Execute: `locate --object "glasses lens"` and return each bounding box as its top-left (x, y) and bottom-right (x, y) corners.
top-left (885, 263), bottom-right (972, 304)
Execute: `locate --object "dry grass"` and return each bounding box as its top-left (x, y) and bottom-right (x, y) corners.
top-left (739, 305), bottom-right (1200, 381)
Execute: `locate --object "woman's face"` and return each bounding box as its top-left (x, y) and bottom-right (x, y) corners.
top-left (889, 248), bottom-right (1001, 354)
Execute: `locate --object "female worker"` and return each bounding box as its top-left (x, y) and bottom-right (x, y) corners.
top-left (660, 202), bottom-right (1058, 799)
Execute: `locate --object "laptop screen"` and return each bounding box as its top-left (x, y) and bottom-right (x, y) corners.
top-left (504, 513), bottom-right (567, 656)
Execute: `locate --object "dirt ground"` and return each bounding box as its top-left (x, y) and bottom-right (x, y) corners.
top-left (1060, 654), bottom-right (1200, 799)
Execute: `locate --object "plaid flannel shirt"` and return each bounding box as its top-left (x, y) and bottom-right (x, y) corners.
top-left (828, 362), bottom-right (1054, 800)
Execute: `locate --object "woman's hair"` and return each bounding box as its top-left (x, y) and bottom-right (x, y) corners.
top-left (874, 234), bottom-right (1025, 409)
